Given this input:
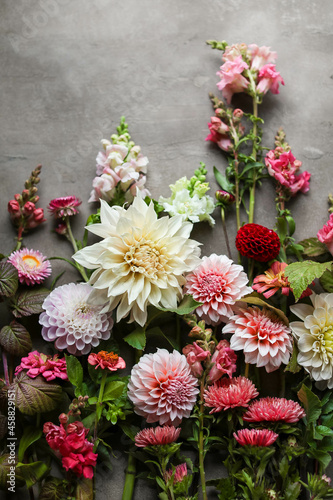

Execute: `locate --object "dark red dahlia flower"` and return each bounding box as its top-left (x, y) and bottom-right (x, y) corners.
top-left (235, 223), bottom-right (280, 262)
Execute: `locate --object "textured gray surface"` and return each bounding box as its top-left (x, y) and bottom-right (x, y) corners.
top-left (1, 0), bottom-right (333, 498)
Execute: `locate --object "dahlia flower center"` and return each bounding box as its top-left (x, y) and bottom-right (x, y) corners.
top-left (124, 242), bottom-right (165, 278)
top-left (313, 325), bottom-right (333, 363)
top-left (97, 351), bottom-right (119, 365)
top-left (163, 379), bottom-right (187, 404)
top-left (22, 255), bottom-right (41, 269)
top-left (200, 273), bottom-right (226, 295)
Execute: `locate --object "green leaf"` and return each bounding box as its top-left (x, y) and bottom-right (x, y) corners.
top-left (146, 326), bottom-right (179, 350)
top-left (65, 354), bottom-right (83, 388)
top-left (10, 372), bottom-right (62, 415)
top-left (237, 293), bottom-right (289, 325)
top-left (124, 327), bottom-right (146, 350)
top-left (157, 294), bottom-right (202, 315)
top-left (286, 215), bottom-right (296, 237)
top-left (75, 476), bottom-right (94, 500)
top-left (316, 425), bottom-right (333, 437)
top-left (0, 454), bottom-right (25, 489)
top-left (17, 461), bottom-right (50, 488)
top-left (298, 237), bottom-right (328, 257)
top-left (118, 423), bottom-right (141, 441)
top-left (103, 381), bottom-right (125, 402)
top-left (0, 321), bottom-right (32, 356)
top-left (320, 269), bottom-right (333, 293)
top-left (297, 384), bottom-right (321, 425)
top-left (284, 342), bottom-right (302, 373)
top-left (39, 477), bottom-right (73, 500)
top-left (276, 217), bottom-right (288, 243)
top-left (9, 287), bottom-right (49, 318)
top-left (285, 261), bottom-right (332, 301)
top-left (0, 261), bottom-right (18, 297)
top-left (213, 166), bottom-right (234, 193)
top-left (18, 426), bottom-right (43, 462)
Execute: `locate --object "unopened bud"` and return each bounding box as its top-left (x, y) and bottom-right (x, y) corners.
top-left (55, 223), bottom-right (68, 236)
top-left (30, 195), bottom-right (39, 203)
top-left (233, 108), bottom-right (244, 119)
top-left (215, 190), bottom-right (235, 206)
top-left (14, 193), bottom-right (22, 202)
top-left (22, 201), bottom-right (35, 216)
top-left (59, 413), bottom-right (68, 425)
top-left (8, 200), bottom-right (21, 215)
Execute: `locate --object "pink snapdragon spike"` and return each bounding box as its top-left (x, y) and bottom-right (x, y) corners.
top-left (317, 214), bottom-right (333, 255)
top-left (48, 196), bottom-right (82, 218)
top-left (257, 64), bottom-right (284, 95)
top-left (265, 148), bottom-right (311, 198)
top-left (224, 307), bottom-right (293, 373)
top-left (204, 376), bottom-right (259, 413)
top-left (216, 55), bottom-right (249, 104)
top-left (208, 340), bottom-right (237, 383)
top-left (243, 397), bottom-right (305, 423)
top-left (8, 248), bottom-right (52, 286)
top-left (88, 351), bottom-right (126, 371)
top-left (205, 116), bottom-right (232, 152)
top-left (15, 351), bottom-right (68, 382)
top-left (234, 429), bottom-right (278, 447)
top-left (165, 463), bottom-right (188, 484)
top-left (25, 208), bottom-right (46, 229)
top-left (182, 342), bottom-right (210, 377)
top-left (248, 44), bottom-right (277, 71)
top-left (134, 426), bottom-right (181, 447)
top-left (252, 261), bottom-right (312, 299)
top-left (127, 349), bottom-right (199, 426)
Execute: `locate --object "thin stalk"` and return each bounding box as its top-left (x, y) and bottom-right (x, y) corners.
top-left (198, 381), bottom-right (208, 500)
top-left (15, 226), bottom-right (24, 251)
top-left (122, 454), bottom-right (136, 500)
top-left (244, 363), bottom-right (250, 379)
top-left (65, 217), bottom-right (89, 282)
top-left (248, 98), bottom-right (259, 224)
top-left (221, 207), bottom-right (232, 259)
top-left (94, 371), bottom-right (107, 441)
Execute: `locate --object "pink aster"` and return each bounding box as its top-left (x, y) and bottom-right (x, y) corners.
top-left (165, 463), bottom-right (188, 484)
top-left (48, 196), bottom-right (82, 218)
top-left (208, 340), bottom-right (237, 383)
top-left (243, 397), bottom-right (305, 423)
top-left (234, 429), bottom-right (278, 447)
top-left (8, 248), bottom-right (51, 286)
top-left (257, 64), bottom-right (284, 95)
top-left (127, 349), bottom-right (199, 426)
top-left (317, 214), bottom-right (333, 255)
top-left (224, 307), bottom-right (293, 373)
top-left (184, 254), bottom-right (252, 326)
top-left (216, 55), bottom-right (250, 104)
top-left (135, 426), bottom-right (181, 447)
top-left (204, 376), bottom-right (258, 413)
top-left (15, 351), bottom-right (68, 382)
top-left (88, 351), bottom-right (126, 371)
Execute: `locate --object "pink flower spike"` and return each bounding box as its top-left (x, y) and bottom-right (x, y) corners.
top-left (88, 351), bottom-right (125, 371)
top-left (48, 196), bottom-right (82, 218)
top-left (317, 214), bottom-right (333, 256)
top-left (182, 342), bottom-right (210, 377)
top-left (243, 397), bottom-right (305, 423)
top-left (134, 426), bottom-right (181, 447)
top-left (216, 55), bottom-right (249, 104)
top-left (234, 429), bottom-right (278, 447)
top-left (257, 64), bottom-right (284, 95)
top-left (204, 376), bottom-right (258, 413)
top-left (8, 248), bottom-right (51, 286)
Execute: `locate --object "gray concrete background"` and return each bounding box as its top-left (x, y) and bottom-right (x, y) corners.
top-left (1, 0), bottom-right (333, 498)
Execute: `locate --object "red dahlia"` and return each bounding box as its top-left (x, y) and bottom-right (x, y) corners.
top-left (235, 223), bottom-right (280, 262)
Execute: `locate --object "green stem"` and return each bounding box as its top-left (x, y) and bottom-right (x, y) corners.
top-left (14, 226), bottom-right (24, 251)
top-left (221, 208), bottom-right (232, 259)
top-left (198, 382), bottom-right (208, 500)
top-left (122, 453), bottom-right (136, 500)
top-left (248, 97), bottom-right (259, 224)
top-left (94, 371), bottom-right (107, 441)
top-left (65, 217), bottom-right (89, 282)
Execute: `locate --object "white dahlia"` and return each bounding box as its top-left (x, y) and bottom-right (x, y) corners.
top-left (290, 293), bottom-right (333, 388)
top-left (73, 196), bottom-right (201, 326)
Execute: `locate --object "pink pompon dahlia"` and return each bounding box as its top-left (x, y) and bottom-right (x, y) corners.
top-left (224, 307), bottom-right (293, 373)
top-left (184, 254), bottom-right (252, 326)
top-left (243, 397), bottom-right (305, 423)
top-left (8, 248), bottom-right (52, 286)
top-left (165, 463), bottom-right (188, 484)
top-left (234, 429), bottom-right (278, 447)
top-left (48, 196), bottom-right (82, 218)
top-left (127, 349), bottom-right (199, 426)
top-left (204, 376), bottom-right (258, 413)
top-left (88, 351), bottom-right (125, 371)
top-left (135, 426), bottom-right (181, 447)
top-left (317, 214), bottom-right (333, 256)
top-left (15, 351), bottom-right (67, 382)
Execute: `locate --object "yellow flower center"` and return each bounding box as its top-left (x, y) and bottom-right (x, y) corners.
top-left (22, 255), bottom-right (41, 269)
top-left (124, 241), bottom-right (166, 279)
top-left (313, 325), bottom-right (333, 364)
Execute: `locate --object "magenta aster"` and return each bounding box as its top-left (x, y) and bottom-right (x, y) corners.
top-left (184, 254), bottom-right (252, 326)
top-left (39, 283), bottom-right (113, 355)
top-left (127, 349), bottom-right (199, 426)
top-left (243, 397), bottom-right (305, 423)
top-left (134, 426), bottom-right (181, 447)
top-left (8, 248), bottom-right (51, 286)
top-left (234, 429), bottom-right (278, 447)
top-left (48, 196), bottom-right (82, 218)
top-left (204, 376), bottom-right (258, 413)
top-left (15, 350), bottom-right (68, 382)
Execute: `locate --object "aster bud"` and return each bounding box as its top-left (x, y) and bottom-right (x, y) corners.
top-left (59, 413), bottom-right (68, 425)
top-left (215, 190), bottom-right (235, 206)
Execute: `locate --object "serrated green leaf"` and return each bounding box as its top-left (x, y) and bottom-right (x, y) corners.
top-left (0, 320), bottom-right (32, 356)
top-left (157, 294), bottom-right (202, 315)
top-left (320, 269), bottom-right (333, 293)
top-left (285, 261), bottom-right (332, 301)
top-left (297, 384), bottom-right (321, 425)
top-left (10, 372), bottom-right (62, 415)
top-left (65, 354), bottom-right (83, 388)
top-left (9, 287), bottom-right (49, 318)
top-left (237, 293), bottom-right (289, 325)
top-left (298, 237), bottom-right (328, 257)
top-left (0, 454), bottom-right (25, 489)
top-left (103, 381), bottom-right (125, 402)
top-left (18, 426), bottom-right (42, 462)
top-left (124, 327), bottom-right (146, 350)
top-left (213, 166), bottom-right (234, 193)
top-left (39, 477), bottom-right (72, 500)
top-left (75, 476), bottom-right (94, 500)
top-left (0, 261), bottom-right (18, 297)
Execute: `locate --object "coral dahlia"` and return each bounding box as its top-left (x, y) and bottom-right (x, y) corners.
top-left (48, 196), bottom-right (82, 218)
top-left (184, 254), bottom-right (252, 325)
top-left (235, 224), bottom-right (280, 262)
top-left (135, 426), bottom-right (181, 447)
top-left (234, 429), bottom-right (278, 447)
top-left (127, 349), bottom-right (199, 426)
top-left (243, 397), bottom-right (305, 423)
top-left (224, 307), bottom-right (292, 373)
top-left (8, 248), bottom-right (51, 286)
top-left (204, 376), bottom-right (258, 413)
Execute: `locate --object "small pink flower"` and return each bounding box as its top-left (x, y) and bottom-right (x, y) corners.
top-left (26, 208), bottom-right (46, 228)
top-left (317, 214), bottom-right (333, 255)
top-left (165, 463), bottom-right (188, 484)
top-left (253, 262), bottom-right (312, 299)
top-left (61, 444), bottom-right (97, 479)
top-left (216, 55), bottom-right (249, 104)
top-left (55, 222), bottom-right (68, 235)
top-left (88, 351), bottom-right (125, 371)
top-left (182, 342), bottom-right (210, 377)
top-left (8, 248), bottom-right (52, 286)
top-left (15, 351), bottom-right (68, 382)
top-left (257, 64), bottom-right (284, 95)
top-left (243, 397), bottom-right (305, 423)
top-left (135, 426), bottom-right (181, 447)
top-left (234, 428), bottom-right (278, 447)
top-left (48, 196), bottom-right (82, 218)
top-left (8, 200), bottom-right (21, 214)
top-left (206, 117), bottom-right (232, 152)
top-left (204, 376), bottom-right (258, 413)
top-left (127, 349), bottom-right (199, 426)
top-left (265, 148), bottom-right (311, 198)
top-left (208, 340), bottom-right (237, 383)
top-left (88, 174), bottom-right (118, 203)
top-left (248, 44), bottom-right (277, 71)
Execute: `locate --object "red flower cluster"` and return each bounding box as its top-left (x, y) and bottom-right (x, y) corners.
top-left (236, 223), bottom-right (280, 262)
top-left (43, 419), bottom-right (97, 479)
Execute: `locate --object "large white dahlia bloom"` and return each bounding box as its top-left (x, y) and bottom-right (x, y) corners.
top-left (73, 196), bottom-right (201, 326)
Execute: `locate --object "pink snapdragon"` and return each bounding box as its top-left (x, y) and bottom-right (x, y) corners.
top-left (248, 44), bottom-right (277, 71)
top-left (317, 214), bottom-right (333, 255)
top-left (182, 342), bottom-right (210, 377)
top-left (257, 64), bottom-right (284, 95)
top-left (205, 116), bottom-right (232, 152)
top-left (208, 340), bottom-right (237, 383)
top-left (216, 55), bottom-right (249, 104)
top-left (15, 351), bottom-right (67, 381)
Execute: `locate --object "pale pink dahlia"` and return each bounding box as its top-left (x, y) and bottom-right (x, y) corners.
top-left (234, 429), bottom-right (278, 447)
top-left (15, 351), bottom-right (68, 382)
top-left (184, 254), bottom-right (252, 326)
top-left (48, 196), bottom-right (82, 218)
top-left (243, 397), bottom-right (305, 423)
top-left (8, 248), bottom-right (51, 286)
top-left (204, 376), bottom-right (258, 413)
top-left (39, 283), bottom-right (113, 355)
top-left (127, 349), bottom-right (199, 425)
top-left (224, 307), bottom-right (293, 373)
top-left (135, 426), bottom-right (181, 447)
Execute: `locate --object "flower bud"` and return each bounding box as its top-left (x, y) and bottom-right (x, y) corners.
top-left (59, 413), bottom-right (68, 425)
top-left (55, 223), bottom-right (68, 236)
top-left (8, 200), bottom-right (21, 215)
top-left (26, 208), bottom-right (45, 229)
top-left (22, 201), bottom-right (35, 216)
top-left (215, 190), bottom-right (235, 206)
top-left (14, 193), bottom-right (22, 202)
top-left (22, 189), bottom-right (30, 200)
top-left (233, 108), bottom-right (244, 119)
top-left (30, 186), bottom-right (38, 195)
top-left (30, 195), bottom-right (39, 203)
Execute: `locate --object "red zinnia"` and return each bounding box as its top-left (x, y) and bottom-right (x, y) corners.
top-left (235, 223), bottom-right (280, 262)
top-left (135, 426), bottom-right (181, 447)
top-left (204, 376), bottom-right (259, 413)
top-left (234, 428), bottom-right (278, 447)
top-left (243, 397), bottom-right (305, 423)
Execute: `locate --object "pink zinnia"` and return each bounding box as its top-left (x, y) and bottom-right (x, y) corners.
top-left (8, 248), bottom-right (51, 286)
top-left (135, 426), bottom-right (181, 447)
top-left (243, 397), bottom-right (305, 423)
top-left (127, 349), bottom-right (199, 426)
top-left (208, 340), bottom-right (237, 383)
top-left (317, 214), bottom-right (333, 256)
top-left (165, 463), bottom-right (188, 484)
top-left (48, 196), bottom-right (82, 218)
top-left (216, 55), bottom-right (249, 104)
top-left (88, 351), bottom-right (126, 371)
top-left (15, 351), bottom-right (68, 382)
top-left (204, 376), bottom-right (258, 413)
top-left (184, 254), bottom-right (252, 326)
top-left (224, 307), bottom-right (293, 373)
top-left (234, 428), bottom-right (278, 447)
top-left (257, 64), bottom-right (284, 95)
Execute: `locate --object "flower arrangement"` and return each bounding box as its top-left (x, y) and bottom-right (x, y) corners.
top-left (1, 42), bottom-right (333, 500)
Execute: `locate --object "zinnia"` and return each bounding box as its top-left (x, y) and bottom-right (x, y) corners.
top-left (243, 397), bottom-right (305, 423)
top-left (48, 196), bottom-right (82, 218)
top-left (204, 376), bottom-right (258, 413)
top-left (127, 349), bottom-right (199, 425)
top-left (73, 196), bottom-right (201, 326)
top-left (234, 429), bottom-right (278, 447)
top-left (15, 351), bottom-right (68, 382)
top-left (134, 426), bottom-right (181, 447)
top-left (290, 293), bottom-right (333, 388)
top-left (184, 254), bottom-right (252, 326)
top-left (224, 307), bottom-right (293, 373)
top-left (235, 224), bottom-right (280, 262)
top-left (39, 283), bottom-right (113, 355)
top-left (8, 248), bottom-right (51, 286)
top-left (88, 351), bottom-right (125, 371)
